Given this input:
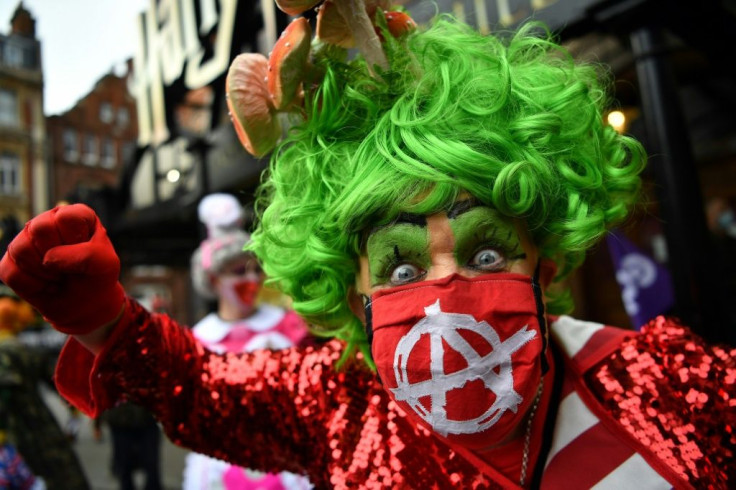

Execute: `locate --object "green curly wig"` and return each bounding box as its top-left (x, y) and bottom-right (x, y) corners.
top-left (249, 16), bottom-right (646, 356)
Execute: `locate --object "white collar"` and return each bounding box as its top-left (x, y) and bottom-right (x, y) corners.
top-left (192, 305), bottom-right (287, 343)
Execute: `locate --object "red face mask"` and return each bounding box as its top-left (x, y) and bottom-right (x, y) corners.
top-left (218, 277), bottom-right (260, 310)
top-left (368, 272), bottom-right (547, 450)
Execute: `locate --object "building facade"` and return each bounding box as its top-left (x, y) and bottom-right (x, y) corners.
top-left (0, 2), bottom-right (46, 234)
top-left (46, 65), bottom-right (137, 212)
top-left (105, 0), bottom-right (279, 326)
top-left (43, 57), bottom-right (199, 324)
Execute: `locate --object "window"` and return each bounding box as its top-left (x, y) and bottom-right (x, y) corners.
top-left (2, 39), bottom-right (36, 69)
top-left (0, 153), bottom-right (20, 195)
top-left (117, 107), bottom-right (130, 128)
top-left (3, 43), bottom-right (22, 68)
top-left (83, 134), bottom-right (98, 166)
top-left (122, 141), bottom-right (137, 164)
top-left (99, 102), bottom-right (113, 124)
top-left (101, 138), bottom-right (116, 168)
top-left (63, 128), bottom-right (78, 162)
top-left (0, 89), bottom-right (19, 126)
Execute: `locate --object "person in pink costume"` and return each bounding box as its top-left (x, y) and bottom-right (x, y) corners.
top-left (184, 193), bottom-right (311, 490)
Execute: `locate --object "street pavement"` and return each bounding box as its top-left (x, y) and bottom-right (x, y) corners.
top-left (42, 385), bottom-right (188, 490)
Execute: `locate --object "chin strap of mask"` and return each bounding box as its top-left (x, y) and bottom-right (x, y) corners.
top-left (531, 260), bottom-right (550, 375)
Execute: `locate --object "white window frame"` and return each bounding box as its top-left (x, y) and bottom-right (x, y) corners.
top-left (101, 138), bottom-right (116, 169)
top-left (0, 88), bottom-right (19, 126)
top-left (122, 141), bottom-right (136, 164)
top-left (117, 107), bottom-right (130, 128)
top-left (99, 102), bottom-right (114, 124)
top-left (0, 153), bottom-right (21, 195)
top-left (3, 43), bottom-right (23, 68)
top-left (83, 134), bottom-right (98, 166)
top-left (63, 128), bottom-right (78, 162)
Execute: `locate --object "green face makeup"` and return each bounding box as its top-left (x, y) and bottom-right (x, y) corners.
top-left (366, 223), bottom-right (430, 287)
top-left (450, 206), bottom-right (526, 272)
top-left (364, 204), bottom-right (526, 288)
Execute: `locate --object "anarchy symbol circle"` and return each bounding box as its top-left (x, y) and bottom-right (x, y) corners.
top-left (391, 300), bottom-right (537, 436)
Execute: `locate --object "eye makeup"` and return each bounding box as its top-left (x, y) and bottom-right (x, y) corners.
top-left (449, 206), bottom-right (526, 270)
top-left (366, 223), bottom-right (430, 287)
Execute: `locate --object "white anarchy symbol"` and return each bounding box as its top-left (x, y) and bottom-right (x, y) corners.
top-left (391, 300), bottom-right (537, 436)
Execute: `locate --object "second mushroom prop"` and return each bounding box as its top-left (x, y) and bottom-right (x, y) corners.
top-left (268, 16), bottom-right (313, 111)
top-left (226, 17), bottom-right (312, 158)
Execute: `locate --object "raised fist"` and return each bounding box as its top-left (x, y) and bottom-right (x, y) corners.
top-left (0, 204), bottom-right (124, 335)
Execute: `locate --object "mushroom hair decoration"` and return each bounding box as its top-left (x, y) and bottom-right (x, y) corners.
top-left (226, 0), bottom-right (416, 157)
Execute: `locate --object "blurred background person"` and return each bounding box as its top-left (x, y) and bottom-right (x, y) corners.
top-left (0, 289), bottom-right (89, 489)
top-left (64, 406), bottom-right (83, 442)
top-left (95, 402), bottom-right (163, 490)
top-left (0, 440), bottom-right (44, 490)
top-left (184, 193), bottom-right (311, 490)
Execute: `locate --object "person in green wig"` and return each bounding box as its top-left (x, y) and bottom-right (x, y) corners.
top-left (0, 3), bottom-right (734, 488)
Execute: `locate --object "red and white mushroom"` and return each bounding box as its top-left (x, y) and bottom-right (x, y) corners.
top-left (317, 1), bottom-right (414, 49)
top-left (226, 53), bottom-right (282, 158)
top-left (384, 10), bottom-right (416, 38)
top-left (267, 17), bottom-right (313, 110)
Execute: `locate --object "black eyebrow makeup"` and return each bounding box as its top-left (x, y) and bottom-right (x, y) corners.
top-left (366, 212), bottom-right (427, 240)
top-left (447, 198), bottom-right (480, 219)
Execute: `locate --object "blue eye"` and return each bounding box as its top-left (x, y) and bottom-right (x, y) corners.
top-left (390, 264), bottom-right (423, 285)
top-left (471, 248), bottom-right (505, 271)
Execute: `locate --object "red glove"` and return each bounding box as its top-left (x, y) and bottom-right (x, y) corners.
top-left (0, 204), bottom-right (124, 335)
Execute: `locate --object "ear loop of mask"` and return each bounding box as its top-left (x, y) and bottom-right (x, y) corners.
top-left (362, 294), bottom-right (382, 383)
top-left (531, 260), bottom-right (550, 375)
top-left (362, 294), bottom-right (374, 347)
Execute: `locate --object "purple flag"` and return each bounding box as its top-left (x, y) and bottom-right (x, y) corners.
top-left (606, 230), bottom-right (675, 330)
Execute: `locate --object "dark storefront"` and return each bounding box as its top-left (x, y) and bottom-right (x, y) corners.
top-left (96, 0), bottom-right (287, 324)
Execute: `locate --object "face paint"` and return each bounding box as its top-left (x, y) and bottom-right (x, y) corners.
top-left (366, 221), bottom-right (430, 287)
top-left (368, 271), bottom-right (546, 450)
top-left (450, 207), bottom-right (527, 273)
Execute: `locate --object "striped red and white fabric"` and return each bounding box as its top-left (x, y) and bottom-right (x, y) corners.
top-left (541, 317), bottom-right (673, 490)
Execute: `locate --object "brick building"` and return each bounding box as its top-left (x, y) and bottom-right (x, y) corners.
top-left (45, 64), bottom-right (137, 214)
top-left (0, 2), bottom-right (46, 251)
top-left (44, 60), bottom-right (198, 325)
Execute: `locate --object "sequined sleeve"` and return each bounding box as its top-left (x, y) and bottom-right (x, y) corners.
top-left (55, 297), bottom-right (374, 482)
top-left (586, 316), bottom-right (736, 488)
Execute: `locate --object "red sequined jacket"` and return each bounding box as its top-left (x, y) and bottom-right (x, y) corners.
top-left (55, 298), bottom-right (735, 489)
